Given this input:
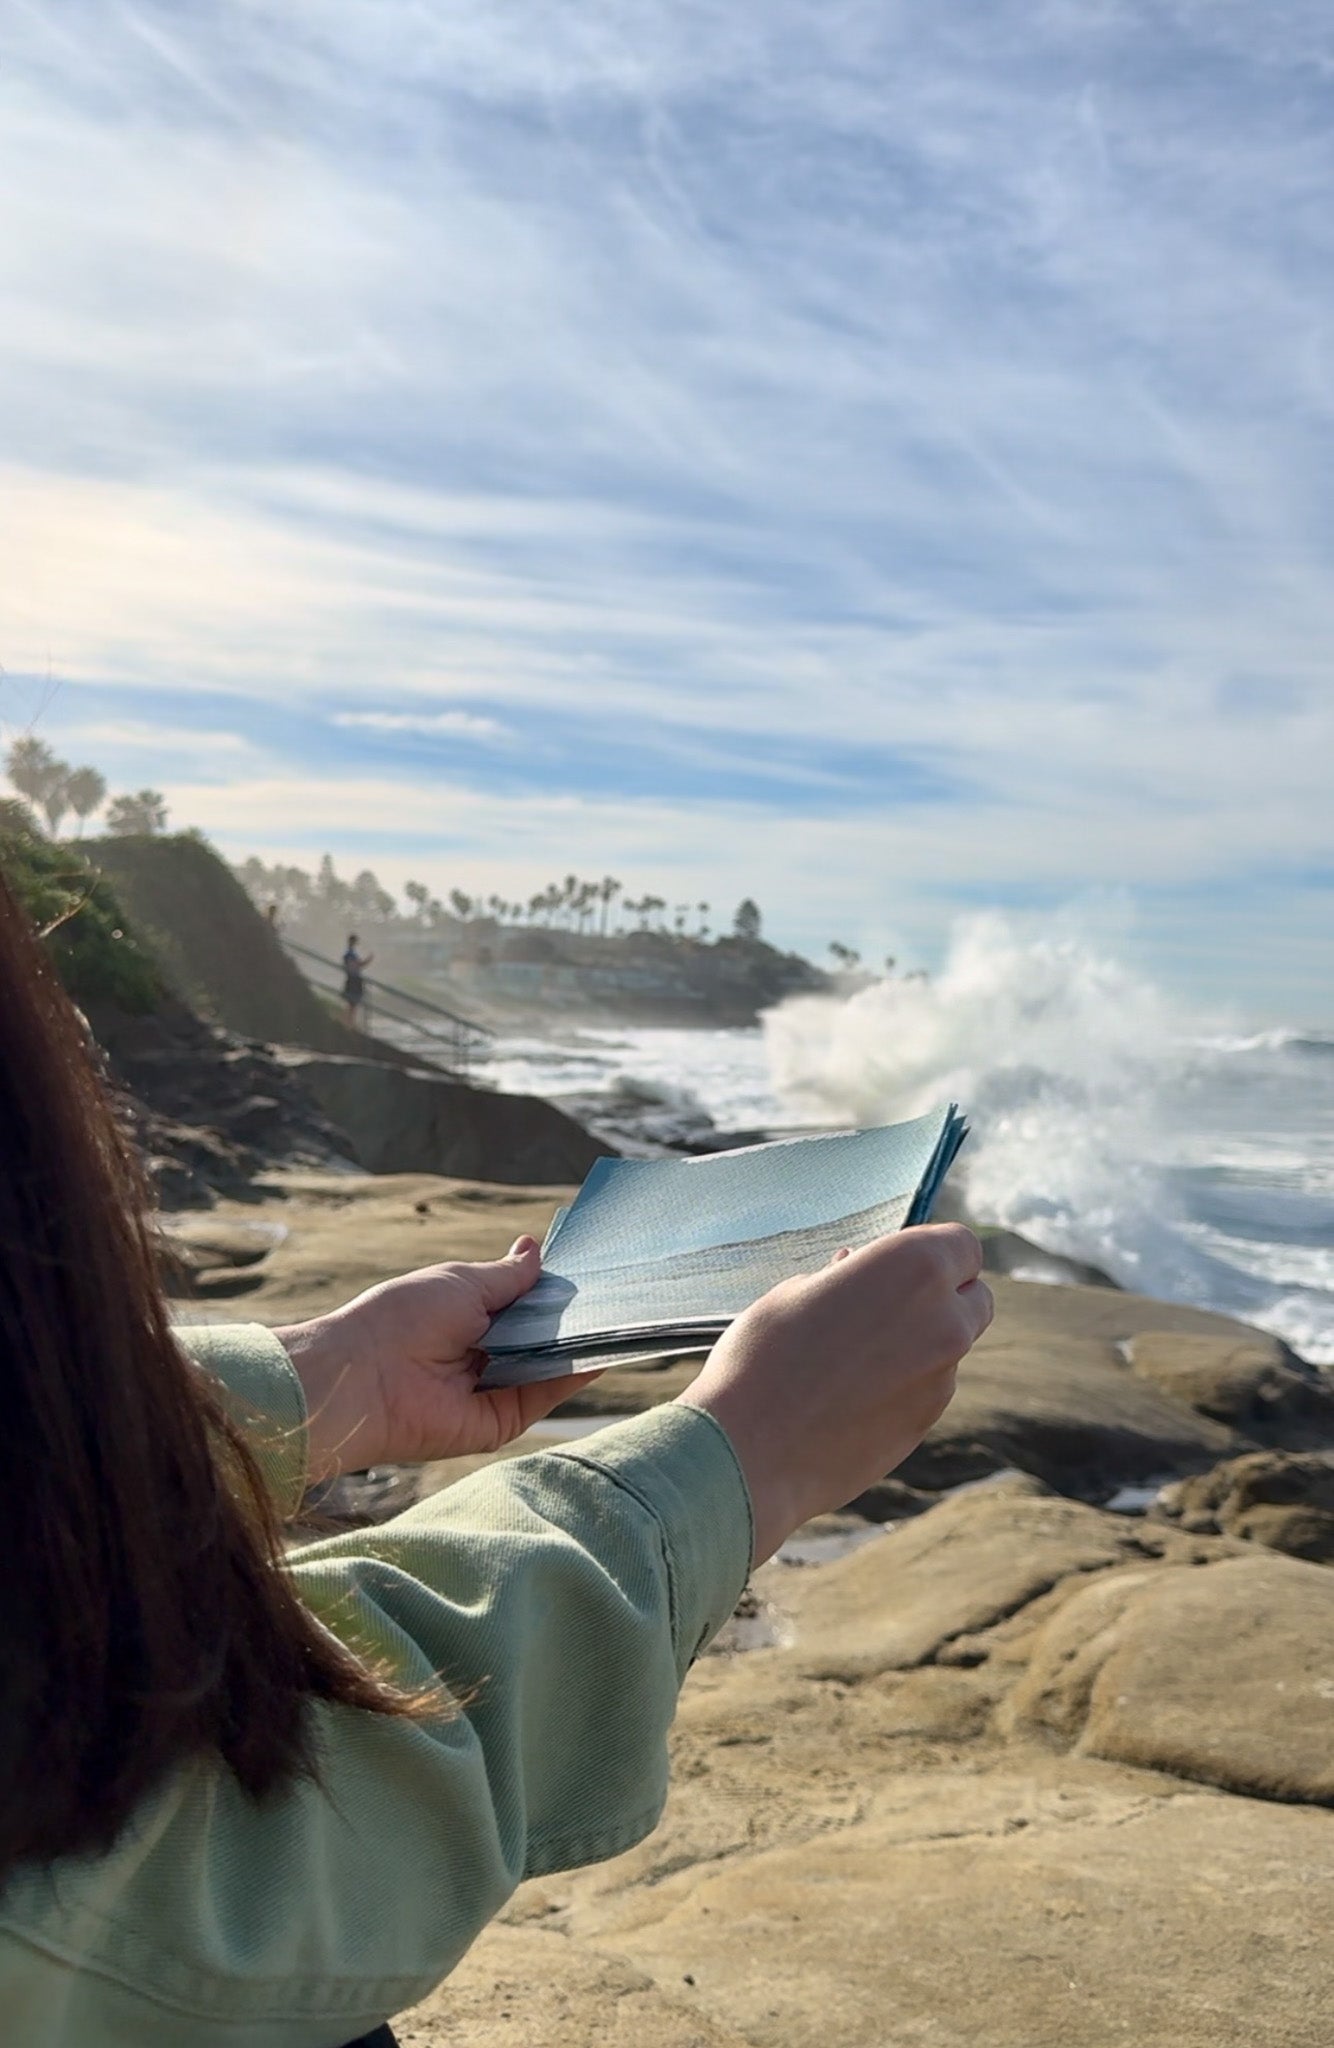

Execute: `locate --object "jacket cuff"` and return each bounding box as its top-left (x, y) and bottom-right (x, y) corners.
top-left (175, 1323), bottom-right (310, 1519)
top-left (549, 1404), bottom-right (754, 1675)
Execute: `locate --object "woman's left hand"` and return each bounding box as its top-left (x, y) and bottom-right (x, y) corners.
top-left (275, 1237), bottom-right (588, 1476)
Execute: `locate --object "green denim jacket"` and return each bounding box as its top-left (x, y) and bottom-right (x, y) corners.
top-left (0, 1326), bottom-right (752, 2046)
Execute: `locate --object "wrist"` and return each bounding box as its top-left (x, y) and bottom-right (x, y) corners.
top-left (274, 1313), bottom-right (383, 1479)
top-left (676, 1385), bottom-right (809, 1565)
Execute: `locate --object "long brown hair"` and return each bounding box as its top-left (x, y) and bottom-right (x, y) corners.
top-left (0, 866), bottom-right (419, 1884)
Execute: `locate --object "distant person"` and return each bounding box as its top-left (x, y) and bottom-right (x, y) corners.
top-left (341, 932), bottom-right (373, 1027)
top-left (265, 902), bottom-right (280, 933)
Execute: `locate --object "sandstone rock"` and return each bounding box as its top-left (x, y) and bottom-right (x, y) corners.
top-left (555, 1768), bottom-right (1334, 2048)
top-left (399, 1920), bottom-right (755, 2046)
top-left (1008, 1550), bottom-right (1334, 1804)
top-left (274, 1050), bottom-right (610, 1184)
top-left (893, 1279), bottom-right (1257, 1497)
top-left (772, 1474), bottom-right (1221, 1681)
top-left (478, 1513), bottom-right (1332, 2048)
top-left (1129, 1330), bottom-right (1334, 1441)
top-left (1153, 1450), bottom-right (1334, 1561)
top-left (184, 1173), bottom-right (572, 1328)
top-left (839, 1473), bottom-right (937, 1522)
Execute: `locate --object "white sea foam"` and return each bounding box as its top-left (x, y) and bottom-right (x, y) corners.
top-left (762, 915), bottom-right (1334, 1365)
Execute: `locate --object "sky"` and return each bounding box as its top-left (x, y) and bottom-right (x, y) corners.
top-left (1, 0), bottom-right (1332, 1022)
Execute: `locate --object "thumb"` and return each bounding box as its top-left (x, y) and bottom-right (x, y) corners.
top-left (474, 1235), bottom-right (542, 1314)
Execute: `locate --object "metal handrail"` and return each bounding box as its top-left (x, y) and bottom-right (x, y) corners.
top-left (302, 975), bottom-right (480, 1071)
top-left (278, 935), bottom-right (491, 1038)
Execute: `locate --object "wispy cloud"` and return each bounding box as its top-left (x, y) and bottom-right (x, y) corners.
top-left (333, 709), bottom-right (511, 741)
top-left (1, 0), bottom-right (1332, 1016)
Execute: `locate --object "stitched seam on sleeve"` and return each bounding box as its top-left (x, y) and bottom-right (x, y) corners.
top-left (523, 1794), bottom-right (668, 1880)
top-left (688, 1407), bottom-right (756, 1569)
top-left (544, 1451), bottom-right (681, 1656)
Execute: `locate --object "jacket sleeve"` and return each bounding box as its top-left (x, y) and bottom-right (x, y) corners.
top-left (174, 1320), bottom-right (309, 1518)
top-left (9, 1326), bottom-right (753, 2043)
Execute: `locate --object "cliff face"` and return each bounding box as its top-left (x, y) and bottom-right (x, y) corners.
top-left (441, 927), bottom-right (831, 1026)
top-left (86, 834), bottom-right (381, 1055)
top-left (5, 828), bottom-right (611, 1204)
top-left (272, 1050), bottom-right (610, 1185)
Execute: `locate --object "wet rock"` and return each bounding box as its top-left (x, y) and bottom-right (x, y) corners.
top-left (146, 1150), bottom-right (218, 1210)
top-left (178, 1173), bottom-right (575, 1330)
top-left (1128, 1330), bottom-right (1334, 1442)
top-left (1152, 1450), bottom-right (1334, 1561)
top-left (156, 1216), bottom-right (288, 1298)
top-left (299, 1465), bottom-right (420, 1526)
top-left (979, 1228), bottom-right (1119, 1289)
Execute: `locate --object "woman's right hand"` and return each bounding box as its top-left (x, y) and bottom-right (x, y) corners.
top-left (679, 1224), bottom-right (992, 1564)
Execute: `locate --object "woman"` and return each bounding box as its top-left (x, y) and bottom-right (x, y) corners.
top-left (0, 869), bottom-right (991, 2045)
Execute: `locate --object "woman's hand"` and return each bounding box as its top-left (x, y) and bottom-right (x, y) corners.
top-left (681, 1224), bottom-right (992, 1564)
top-left (275, 1237), bottom-right (589, 1477)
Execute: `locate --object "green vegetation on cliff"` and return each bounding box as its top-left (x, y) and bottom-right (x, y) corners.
top-left (0, 808), bottom-right (162, 1013)
top-left (88, 831), bottom-right (388, 1053)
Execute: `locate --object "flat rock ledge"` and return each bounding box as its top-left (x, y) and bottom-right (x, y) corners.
top-left (401, 1475), bottom-right (1334, 2048)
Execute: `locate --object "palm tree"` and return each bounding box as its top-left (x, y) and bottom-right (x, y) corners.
top-left (65, 766), bottom-right (107, 835)
top-left (41, 772), bottom-right (74, 837)
top-left (6, 736), bottom-right (62, 817)
top-left (598, 875), bottom-right (620, 938)
top-left (105, 789), bottom-right (169, 836)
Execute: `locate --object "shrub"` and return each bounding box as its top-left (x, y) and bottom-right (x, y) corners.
top-left (0, 823), bottom-right (162, 1014)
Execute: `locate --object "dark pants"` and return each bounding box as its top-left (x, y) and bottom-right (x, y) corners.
top-left (342, 2029), bottom-right (398, 2047)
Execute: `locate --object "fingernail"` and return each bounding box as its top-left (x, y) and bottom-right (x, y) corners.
top-left (510, 1235), bottom-right (537, 1256)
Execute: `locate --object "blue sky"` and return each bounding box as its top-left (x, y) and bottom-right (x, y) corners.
top-left (1, 0), bottom-right (1332, 1021)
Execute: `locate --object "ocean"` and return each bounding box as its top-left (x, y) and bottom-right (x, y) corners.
top-left (466, 919), bottom-right (1334, 1368)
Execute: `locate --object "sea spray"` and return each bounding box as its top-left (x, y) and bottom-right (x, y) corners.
top-left (762, 915), bottom-right (1334, 1364)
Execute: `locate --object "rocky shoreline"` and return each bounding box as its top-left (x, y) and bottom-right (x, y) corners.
top-left (175, 1168), bottom-right (1334, 2045)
